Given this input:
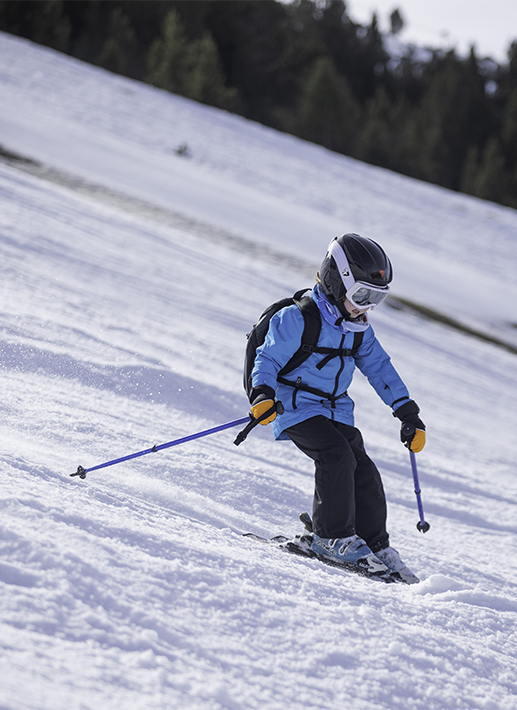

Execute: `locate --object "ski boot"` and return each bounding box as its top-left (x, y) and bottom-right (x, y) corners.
top-left (374, 546), bottom-right (420, 584)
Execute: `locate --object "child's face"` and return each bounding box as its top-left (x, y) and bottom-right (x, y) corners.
top-left (343, 298), bottom-right (368, 318)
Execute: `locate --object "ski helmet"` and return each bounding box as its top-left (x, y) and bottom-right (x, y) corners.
top-left (319, 233), bottom-right (392, 312)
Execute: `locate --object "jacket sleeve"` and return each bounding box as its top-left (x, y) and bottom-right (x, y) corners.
top-left (251, 305), bottom-right (304, 394)
top-left (354, 326), bottom-right (410, 410)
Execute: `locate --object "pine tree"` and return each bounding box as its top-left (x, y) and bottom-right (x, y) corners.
top-left (296, 55), bottom-right (359, 154)
top-left (500, 87), bottom-right (517, 206)
top-left (460, 144), bottom-right (480, 195)
top-left (183, 32), bottom-right (237, 110)
top-left (96, 7), bottom-right (137, 76)
top-left (358, 86), bottom-right (398, 167)
top-left (473, 138), bottom-right (508, 203)
top-left (501, 88), bottom-right (517, 168)
top-left (1, 0), bottom-right (71, 53)
top-left (146, 9), bottom-right (189, 94)
top-left (389, 9), bottom-right (404, 36)
top-left (408, 50), bottom-right (491, 189)
top-left (146, 8), bottom-right (236, 110)
top-left (461, 138), bottom-right (510, 204)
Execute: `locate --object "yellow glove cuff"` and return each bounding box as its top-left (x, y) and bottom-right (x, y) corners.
top-left (410, 429), bottom-right (426, 453)
top-left (251, 399), bottom-right (277, 425)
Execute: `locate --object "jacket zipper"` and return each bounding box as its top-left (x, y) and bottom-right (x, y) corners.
top-left (330, 334), bottom-right (346, 418)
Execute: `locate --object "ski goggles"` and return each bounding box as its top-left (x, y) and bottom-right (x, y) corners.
top-left (327, 238), bottom-right (390, 310)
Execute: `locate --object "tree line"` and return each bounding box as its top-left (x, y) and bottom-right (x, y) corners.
top-left (1, 0), bottom-right (516, 209)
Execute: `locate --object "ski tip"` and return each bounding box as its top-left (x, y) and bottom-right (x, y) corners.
top-left (242, 532), bottom-right (269, 543)
top-left (242, 532), bottom-right (290, 544)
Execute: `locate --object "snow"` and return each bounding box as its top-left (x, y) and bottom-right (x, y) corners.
top-left (0, 31), bottom-right (516, 710)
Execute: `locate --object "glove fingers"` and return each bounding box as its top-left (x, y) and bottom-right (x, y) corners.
top-left (410, 429), bottom-right (426, 453)
top-left (251, 399), bottom-right (277, 425)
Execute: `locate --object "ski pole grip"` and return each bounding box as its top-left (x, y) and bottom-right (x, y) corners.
top-left (234, 401), bottom-right (283, 446)
top-left (401, 423), bottom-right (415, 437)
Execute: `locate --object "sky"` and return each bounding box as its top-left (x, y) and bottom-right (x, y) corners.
top-left (347, 0), bottom-right (517, 62)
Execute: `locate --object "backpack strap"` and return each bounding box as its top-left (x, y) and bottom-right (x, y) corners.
top-left (352, 330), bottom-right (364, 356)
top-left (247, 289), bottom-right (366, 402)
top-left (277, 291), bottom-right (322, 378)
top-left (278, 297), bottom-right (366, 378)
top-left (314, 345), bottom-right (357, 370)
top-left (277, 319), bottom-right (366, 409)
top-left (277, 375), bottom-right (350, 410)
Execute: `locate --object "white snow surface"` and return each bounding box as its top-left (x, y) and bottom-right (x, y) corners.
top-left (0, 32), bottom-right (516, 710)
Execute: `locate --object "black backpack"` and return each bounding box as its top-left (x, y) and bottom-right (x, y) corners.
top-left (243, 289), bottom-right (364, 400)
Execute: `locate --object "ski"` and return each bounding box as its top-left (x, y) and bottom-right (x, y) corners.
top-left (242, 512), bottom-right (419, 584)
top-left (242, 531), bottom-right (397, 583)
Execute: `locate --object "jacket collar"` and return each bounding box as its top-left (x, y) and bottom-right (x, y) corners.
top-left (313, 285), bottom-right (370, 334)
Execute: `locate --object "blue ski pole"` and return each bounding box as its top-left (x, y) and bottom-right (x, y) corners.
top-left (409, 450), bottom-right (430, 533)
top-left (71, 416), bottom-right (250, 479)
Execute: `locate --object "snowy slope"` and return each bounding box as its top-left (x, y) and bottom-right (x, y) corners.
top-left (0, 32), bottom-right (517, 710)
top-left (2, 32), bottom-right (517, 350)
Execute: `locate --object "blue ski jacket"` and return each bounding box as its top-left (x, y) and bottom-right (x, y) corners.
top-left (251, 288), bottom-right (411, 440)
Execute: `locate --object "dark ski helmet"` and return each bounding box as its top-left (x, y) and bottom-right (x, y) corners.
top-left (319, 233), bottom-right (393, 312)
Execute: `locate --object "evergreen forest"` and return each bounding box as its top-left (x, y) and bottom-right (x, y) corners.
top-left (1, 0), bottom-right (517, 210)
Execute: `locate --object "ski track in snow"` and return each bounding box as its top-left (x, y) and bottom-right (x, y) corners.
top-left (0, 32), bottom-right (516, 710)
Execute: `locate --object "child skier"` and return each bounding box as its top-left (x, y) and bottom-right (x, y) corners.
top-left (248, 233), bottom-right (425, 583)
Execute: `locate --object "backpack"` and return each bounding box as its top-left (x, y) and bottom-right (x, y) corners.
top-left (243, 289), bottom-right (364, 401)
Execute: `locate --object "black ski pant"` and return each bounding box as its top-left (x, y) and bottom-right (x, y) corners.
top-left (285, 415), bottom-right (389, 552)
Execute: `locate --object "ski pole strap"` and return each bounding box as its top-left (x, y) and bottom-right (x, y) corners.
top-left (234, 401), bottom-right (283, 446)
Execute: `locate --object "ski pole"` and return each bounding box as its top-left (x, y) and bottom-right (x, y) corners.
top-left (70, 416), bottom-right (250, 480)
top-left (409, 449), bottom-right (430, 533)
top-left (401, 423), bottom-right (430, 532)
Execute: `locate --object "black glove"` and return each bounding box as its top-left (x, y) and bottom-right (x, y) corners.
top-left (393, 400), bottom-right (426, 452)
